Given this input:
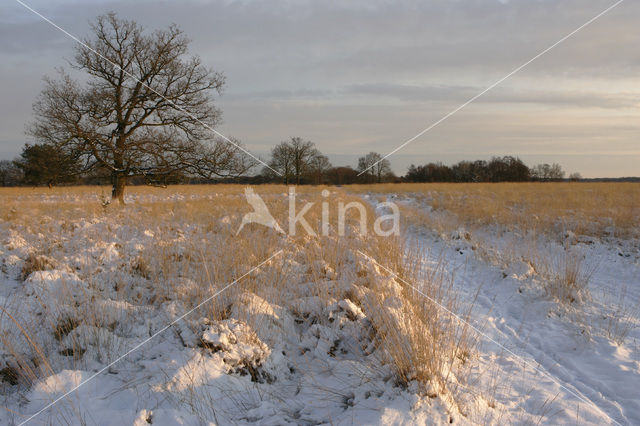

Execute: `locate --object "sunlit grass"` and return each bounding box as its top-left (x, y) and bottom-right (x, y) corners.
top-left (349, 182), bottom-right (640, 238)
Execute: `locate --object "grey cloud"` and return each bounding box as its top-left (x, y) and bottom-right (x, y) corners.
top-left (1, 0), bottom-right (639, 177)
top-left (344, 83), bottom-right (640, 109)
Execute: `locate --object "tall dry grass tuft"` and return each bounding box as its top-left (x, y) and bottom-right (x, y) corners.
top-left (359, 250), bottom-right (475, 396)
top-left (551, 252), bottom-right (593, 304)
top-left (602, 285), bottom-right (639, 345)
top-left (523, 247), bottom-right (595, 305)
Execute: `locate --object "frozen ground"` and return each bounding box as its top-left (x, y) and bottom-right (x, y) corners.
top-left (371, 193), bottom-right (640, 425)
top-left (0, 191), bottom-right (459, 425)
top-left (0, 189), bottom-right (638, 425)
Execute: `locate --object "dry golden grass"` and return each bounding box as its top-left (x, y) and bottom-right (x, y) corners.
top-left (0, 184), bottom-right (474, 420)
top-left (349, 182), bottom-right (640, 238)
top-left (349, 182), bottom-right (638, 311)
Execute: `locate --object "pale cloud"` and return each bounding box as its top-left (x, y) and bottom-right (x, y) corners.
top-left (1, 0), bottom-right (638, 177)
top-left (344, 83), bottom-right (640, 109)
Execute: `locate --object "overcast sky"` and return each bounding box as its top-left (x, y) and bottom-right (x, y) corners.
top-left (1, 0), bottom-right (638, 177)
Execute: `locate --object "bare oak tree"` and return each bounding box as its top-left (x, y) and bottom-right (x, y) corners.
top-left (28, 13), bottom-right (253, 202)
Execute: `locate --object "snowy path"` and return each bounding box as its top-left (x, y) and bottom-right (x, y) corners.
top-left (411, 228), bottom-right (640, 425)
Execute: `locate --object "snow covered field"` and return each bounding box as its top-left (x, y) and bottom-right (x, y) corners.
top-left (364, 187), bottom-right (640, 425)
top-left (0, 185), bottom-right (638, 425)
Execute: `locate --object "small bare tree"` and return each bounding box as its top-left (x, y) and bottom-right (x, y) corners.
top-left (308, 154), bottom-right (332, 185)
top-left (267, 137), bottom-right (321, 185)
top-left (28, 13), bottom-right (253, 202)
top-left (0, 160), bottom-right (23, 187)
top-left (266, 142), bottom-right (294, 184)
top-left (568, 172), bottom-right (582, 182)
top-left (357, 152), bottom-right (391, 183)
top-left (289, 137), bottom-right (320, 185)
top-left (531, 163), bottom-right (566, 181)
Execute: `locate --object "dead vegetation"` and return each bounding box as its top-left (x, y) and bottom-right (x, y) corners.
top-left (349, 182), bottom-right (640, 239)
top-left (0, 185), bottom-right (476, 423)
top-left (20, 253), bottom-right (57, 281)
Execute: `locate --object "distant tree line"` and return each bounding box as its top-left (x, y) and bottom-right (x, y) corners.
top-left (405, 157), bottom-right (571, 183)
top-left (2, 140), bottom-right (583, 187)
top-left (0, 137), bottom-right (398, 187)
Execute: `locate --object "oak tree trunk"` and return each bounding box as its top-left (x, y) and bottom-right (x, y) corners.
top-left (112, 173), bottom-right (126, 204)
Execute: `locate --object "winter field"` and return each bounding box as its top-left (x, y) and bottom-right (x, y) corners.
top-left (0, 183), bottom-right (638, 425)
